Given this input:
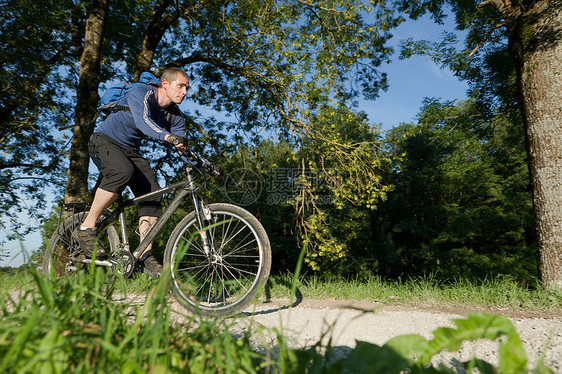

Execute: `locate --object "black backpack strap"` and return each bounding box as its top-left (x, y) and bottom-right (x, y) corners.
top-left (165, 111), bottom-right (174, 131)
top-left (149, 85), bottom-right (177, 131)
top-left (165, 103), bottom-right (181, 131)
top-left (98, 102), bottom-right (131, 117)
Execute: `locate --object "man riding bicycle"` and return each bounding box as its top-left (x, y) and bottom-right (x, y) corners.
top-left (72, 67), bottom-right (190, 278)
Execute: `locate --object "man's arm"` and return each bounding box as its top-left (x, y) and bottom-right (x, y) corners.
top-left (127, 86), bottom-right (171, 141)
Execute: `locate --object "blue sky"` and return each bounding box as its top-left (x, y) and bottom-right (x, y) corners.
top-left (0, 11), bottom-right (469, 268)
top-left (362, 12), bottom-right (468, 131)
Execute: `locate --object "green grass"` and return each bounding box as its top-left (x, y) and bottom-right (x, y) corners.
top-left (3, 267), bottom-right (562, 313)
top-left (0, 266), bottom-right (556, 373)
top-left (1, 267), bottom-right (279, 373)
top-left (264, 273), bottom-right (562, 312)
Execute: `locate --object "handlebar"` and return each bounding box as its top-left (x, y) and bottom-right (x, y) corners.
top-left (165, 135), bottom-right (222, 177)
top-left (180, 149), bottom-right (222, 178)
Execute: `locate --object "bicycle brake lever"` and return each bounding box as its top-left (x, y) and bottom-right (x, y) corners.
top-left (179, 151), bottom-right (222, 177)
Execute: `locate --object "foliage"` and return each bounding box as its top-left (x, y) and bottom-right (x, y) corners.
top-left (392, 0), bottom-right (562, 289)
top-left (0, 0), bottom-right (73, 241)
top-left (0, 269), bottom-right (554, 373)
top-left (374, 98), bottom-right (536, 282)
top-left (294, 105), bottom-right (388, 273)
top-left (329, 313), bottom-right (549, 373)
top-left (395, 0), bottom-right (522, 118)
top-left (189, 105), bottom-right (389, 276)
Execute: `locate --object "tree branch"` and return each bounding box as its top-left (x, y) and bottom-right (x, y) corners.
top-left (135, 0), bottom-right (180, 77)
top-left (0, 162), bottom-right (50, 170)
top-left (468, 22), bottom-right (505, 56)
top-left (181, 114), bottom-right (224, 157)
top-left (166, 53), bottom-right (308, 134)
top-left (293, 0), bottom-right (341, 13)
top-left (166, 53), bottom-right (293, 110)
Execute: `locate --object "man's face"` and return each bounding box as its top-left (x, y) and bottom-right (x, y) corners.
top-left (163, 74), bottom-right (189, 104)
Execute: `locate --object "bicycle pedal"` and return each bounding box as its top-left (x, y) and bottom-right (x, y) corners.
top-left (134, 261), bottom-right (144, 273)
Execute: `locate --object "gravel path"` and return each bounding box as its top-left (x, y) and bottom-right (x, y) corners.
top-left (221, 298), bottom-right (562, 371)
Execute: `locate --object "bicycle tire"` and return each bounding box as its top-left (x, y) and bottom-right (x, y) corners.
top-left (43, 212), bottom-right (119, 277)
top-left (164, 203), bottom-right (271, 316)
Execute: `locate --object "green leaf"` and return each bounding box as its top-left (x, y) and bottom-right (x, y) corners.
top-left (340, 341), bottom-right (413, 373)
top-left (423, 313), bottom-right (527, 372)
top-left (498, 327), bottom-right (528, 374)
top-left (384, 333), bottom-right (429, 361)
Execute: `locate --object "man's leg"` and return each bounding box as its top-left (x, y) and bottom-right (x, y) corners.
top-left (138, 215), bottom-right (158, 259)
top-left (81, 188), bottom-right (118, 229)
top-left (75, 133), bottom-right (134, 256)
top-left (72, 188), bottom-right (118, 257)
top-left (127, 153), bottom-right (163, 278)
top-left (138, 215), bottom-right (162, 278)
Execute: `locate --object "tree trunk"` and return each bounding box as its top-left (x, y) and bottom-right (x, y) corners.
top-left (64, 0), bottom-right (109, 204)
top-left (135, 0), bottom-right (179, 78)
top-left (512, 0), bottom-right (562, 289)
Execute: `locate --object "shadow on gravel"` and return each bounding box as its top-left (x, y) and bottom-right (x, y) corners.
top-left (263, 277), bottom-right (303, 304)
top-left (233, 278), bottom-right (304, 317)
top-left (234, 298), bottom-right (304, 317)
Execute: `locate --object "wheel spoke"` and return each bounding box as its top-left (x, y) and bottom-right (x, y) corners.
top-left (167, 205), bottom-right (271, 315)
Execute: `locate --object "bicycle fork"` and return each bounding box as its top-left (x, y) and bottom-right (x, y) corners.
top-left (192, 193), bottom-right (214, 258)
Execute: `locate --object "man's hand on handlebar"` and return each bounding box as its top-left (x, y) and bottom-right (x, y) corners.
top-left (165, 134), bottom-right (189, 152)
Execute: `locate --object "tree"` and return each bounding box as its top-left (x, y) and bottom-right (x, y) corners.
top-left (2, 0), bottom-right (401, 250)
top-left (198, 106), bottom-right (388, 277)
top-left (376, 99), bottom-right (536, 282)
top-left (395, 0), bottom-right (562, 288)
top-left (294, 105), bottom-right (387, 274)
top-left (509, 0), bottom-right (562, 290)
top-left (65, 0), bottom-right (109, 204)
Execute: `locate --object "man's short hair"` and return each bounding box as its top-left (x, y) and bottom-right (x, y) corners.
top-left (160, 67), bottom-right (189, 85)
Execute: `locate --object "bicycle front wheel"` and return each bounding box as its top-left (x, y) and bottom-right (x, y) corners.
top-left (43, 212), bottom-right (119, 278)
top-left (164, 203), bottom-right (271, 316)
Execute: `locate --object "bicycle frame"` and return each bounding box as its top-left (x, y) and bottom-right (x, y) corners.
top-left (95, 165), bottom-right (212, 263)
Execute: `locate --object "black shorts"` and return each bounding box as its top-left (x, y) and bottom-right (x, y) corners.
top-left (88, 132), bottom-right (163, 218)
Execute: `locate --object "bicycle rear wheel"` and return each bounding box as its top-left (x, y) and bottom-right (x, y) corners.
top-left (164, 203), bottom-right (271, 316)
top-left (43, 212), bottom-right (119, 277)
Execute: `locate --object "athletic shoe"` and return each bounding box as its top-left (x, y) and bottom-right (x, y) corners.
top-left (141, 254), bottom-right (162, 279)
top-left (71, 227), bottom-right (105, 258)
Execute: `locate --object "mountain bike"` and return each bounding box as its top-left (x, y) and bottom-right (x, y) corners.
top-left (43, 149), bottom-right (272, 316)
